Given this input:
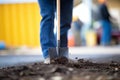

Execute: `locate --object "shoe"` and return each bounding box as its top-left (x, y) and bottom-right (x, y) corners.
top-left (44, 57), bottom-right (50, 64)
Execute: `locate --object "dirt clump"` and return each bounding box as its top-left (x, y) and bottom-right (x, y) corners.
top-left (0, 58), bottom-right (120, 80)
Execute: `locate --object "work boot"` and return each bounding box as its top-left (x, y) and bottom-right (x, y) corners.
top-left (44, 57), bottom-right (50, 64)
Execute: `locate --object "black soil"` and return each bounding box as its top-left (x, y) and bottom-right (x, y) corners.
top-left (0, 57), bottom-right (120, 80)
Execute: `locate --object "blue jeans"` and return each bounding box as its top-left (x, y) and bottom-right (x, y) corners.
top-left (38, 0), bottom-right (73, 59)
top-left (101, 20), bottom-right (112, 45)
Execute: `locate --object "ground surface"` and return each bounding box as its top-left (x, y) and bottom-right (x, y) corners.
top-left (0, 58), bottom-right (120, 80)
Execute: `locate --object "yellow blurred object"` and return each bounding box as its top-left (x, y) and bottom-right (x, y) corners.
top-left (0, 3), bottom-right (41, 47)
top-left (72, 16), bottom-right (79, 22)
top-left (86, 31), bottom-right (97, 46)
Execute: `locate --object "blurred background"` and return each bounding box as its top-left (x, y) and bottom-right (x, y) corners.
top-left (0, 0), bottom-right (40, 49)
top-left (0, 0), bottom-right (120, 49)
top-left (70, 0), bottom-right (120, 47)
top-left (0, 0), bottom-right (120, 53)
top-left (0, 0), bottom-right (120, 67)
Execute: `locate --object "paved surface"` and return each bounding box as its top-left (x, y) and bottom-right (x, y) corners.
top-left (0, 54), bottom-right (120, 68)
top-left (0, 46), bottom-right (120, 68)
top-left (0, 46), bottom-right (120, 55)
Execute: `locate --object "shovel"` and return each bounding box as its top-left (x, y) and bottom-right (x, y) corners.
top-left (48, 0), bottom-right (68, 60)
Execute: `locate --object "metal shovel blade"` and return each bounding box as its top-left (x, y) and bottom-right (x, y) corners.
top-left (48, 47), bottom-right (68, 60)
top-left (48, 0), bottom-right (69, 61)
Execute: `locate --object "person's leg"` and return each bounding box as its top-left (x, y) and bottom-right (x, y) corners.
top-left (105, 21), bottom-right (112, 45)
top-left (101, 20), bottom-right (111, 45)
top-left (60, 0), bottom-right (73, 47)
top-left (58, 0), bottom-right (73, 57)
top-left (38, 0), bottom-right (56, 59)
top-left (101, 20), bottom-right (106, 45)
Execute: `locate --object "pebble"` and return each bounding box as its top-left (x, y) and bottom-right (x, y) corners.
top-left (115, 68), bottom-right (118, 71)
top-left (51, 76), bottom-right (63, 80)
top-left (75, 57), bottom-right (78, 60)
top-left (68, 68), bottom-right (74, 71)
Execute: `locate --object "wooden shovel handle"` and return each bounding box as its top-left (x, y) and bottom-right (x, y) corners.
top-left (57, 0), bottom-right (60, 41)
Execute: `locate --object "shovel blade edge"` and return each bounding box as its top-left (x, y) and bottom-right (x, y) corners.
top-left (49, 47), bottom-right (69, 59)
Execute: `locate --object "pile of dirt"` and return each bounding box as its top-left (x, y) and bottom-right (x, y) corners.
top-left (0, 58), bottom-right (120, 80)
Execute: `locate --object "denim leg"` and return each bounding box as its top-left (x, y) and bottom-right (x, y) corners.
top-left (60, 0), bottom-right (73, 47)
top-left (38, 0), bottom-right (56, 59)
top-left (101, 20), bottom-right (111, 45)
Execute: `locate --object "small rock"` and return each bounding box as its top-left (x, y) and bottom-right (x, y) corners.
top-left (51, 76), bottom-right (63, 80)
top-left (75, 57), bottom-right (78, 60)
top-left (68, 68), bottom-right (74, 71)
top-left (115, 68), bottom-right (118, 71)
top-left (78, 59), bottom-right (84, 63)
